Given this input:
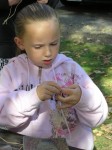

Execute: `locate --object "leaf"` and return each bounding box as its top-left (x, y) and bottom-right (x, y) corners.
top-left (60, 51), bottom-right (71, 54)
top-left (94, 70), bottom-right (105, 74)
top-left (96, 131), bottom-right (103, 136)
top-left (100, 124), bottom-right (112, 134)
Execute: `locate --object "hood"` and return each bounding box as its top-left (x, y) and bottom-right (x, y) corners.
top-left (52, 53), bottom-right (73, 69)
top-left (9, 53), bottom-right (73, 70)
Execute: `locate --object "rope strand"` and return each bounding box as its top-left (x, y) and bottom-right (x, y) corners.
top-left (2, 0), bottom-right (23, 25)
top-left (0, 136), bottom-right (23, 146)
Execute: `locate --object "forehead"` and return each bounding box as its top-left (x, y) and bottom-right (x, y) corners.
top-left (23, 19), bottom-right (60, 41)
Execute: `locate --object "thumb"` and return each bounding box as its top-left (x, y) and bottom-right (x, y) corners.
top-left (61, 88), bottom-right (73, 95)
top-left (68, 84), bottom-right (79, 89)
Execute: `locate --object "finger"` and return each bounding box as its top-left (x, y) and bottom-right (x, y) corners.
top-left (46, 86), bottom-right (60, 95)
top-left (37, 86), bottom-right (55, 100)
top-left (61, 87), bottom-right (80, 96)
top-left (61, 88), bottom-right (74, 96)
top-left (44, 94), bottom-right (52, 100)
top-left (46, 82), bottom-right (61, 94)
top-left (56, 95), bottom-right (79, 106)
top-left (42, 88), bottom-right (59, 99)
top-left (48, 81), bottom-right (62, 91)
top-left (44, 90), bottom-right (53, 97)
top-left (56, 95), bottom-right (73, 103)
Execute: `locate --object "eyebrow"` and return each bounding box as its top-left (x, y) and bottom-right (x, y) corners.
top-left (32, 44), bottom-right (44, 47)
top-left (31, 39), bottom-right (59, 47)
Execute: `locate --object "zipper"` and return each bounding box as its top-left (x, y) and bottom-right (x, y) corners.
top-left (38, 67), bottom-right (42, 84)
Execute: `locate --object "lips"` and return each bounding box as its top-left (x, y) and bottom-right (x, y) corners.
top-left (43, 59), bottom-right (52, 65)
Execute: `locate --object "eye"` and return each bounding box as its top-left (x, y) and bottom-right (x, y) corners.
top-left (50, 42), bottom-right (58, 46)
top-left (32, 45), bottom-right (42, 49)
top-left (34, 46), bottom-right (41, 49)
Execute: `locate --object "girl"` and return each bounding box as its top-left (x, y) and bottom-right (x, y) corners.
top-left (0, 3), bottom-right (108, 150)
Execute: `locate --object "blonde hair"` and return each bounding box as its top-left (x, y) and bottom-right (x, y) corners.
top-left (14, 2), bottom-right (59, 37)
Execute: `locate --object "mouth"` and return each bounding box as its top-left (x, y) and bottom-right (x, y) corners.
top-left (43, 59), bottom-right (52, 65)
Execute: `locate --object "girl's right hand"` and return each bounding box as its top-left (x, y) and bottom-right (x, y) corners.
top-left (36, 81), bottom-right (61, 101)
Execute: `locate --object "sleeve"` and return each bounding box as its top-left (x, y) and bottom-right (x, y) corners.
top-left (0, 66), bottom-right (42, 128)
top-left (0, 0), bottom-right (10, 10)
top-left (72, 62), bottom-right (108, 128)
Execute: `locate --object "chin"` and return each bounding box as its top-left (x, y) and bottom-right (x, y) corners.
top-left (43, 64), bottom-right (52, 69)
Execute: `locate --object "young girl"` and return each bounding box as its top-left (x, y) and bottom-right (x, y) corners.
top-left (0, 3), bottom-right (108, 150)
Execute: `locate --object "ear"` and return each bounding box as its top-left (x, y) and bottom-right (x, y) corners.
top-left (14, 37), bottom-right (25, 51)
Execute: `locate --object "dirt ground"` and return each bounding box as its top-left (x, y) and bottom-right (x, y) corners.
top-left (56, 2), bottom-right (112, 45)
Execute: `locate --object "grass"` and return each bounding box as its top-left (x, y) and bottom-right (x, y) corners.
top-left (60, 40), bottom-right (112, 150)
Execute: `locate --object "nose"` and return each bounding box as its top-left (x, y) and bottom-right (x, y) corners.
top-left (44, 46), bottom-right (52, 57)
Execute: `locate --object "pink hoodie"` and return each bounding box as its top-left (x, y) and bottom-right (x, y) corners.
top-left (0, 54), bottom-right (108, 150)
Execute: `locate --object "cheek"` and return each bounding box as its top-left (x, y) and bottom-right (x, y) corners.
top-left (30, 51), bottom-right (44, 62)
top-left (52, 48), bottom-right (59, 56)
top-left (55, 45), bottom-right (60, 53)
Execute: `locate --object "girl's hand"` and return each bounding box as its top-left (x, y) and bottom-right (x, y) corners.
top-left (36, 81), bottom-right (61, 101)
top-left (56, 84), bottom-right (82, 109)
top-left (37, 0), bottom-right (48, 4)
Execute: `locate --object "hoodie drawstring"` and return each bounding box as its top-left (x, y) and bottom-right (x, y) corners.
top-left (26, 57), bottom-right (30, 88)
top-left (2, 0), bottom-right (22, 25)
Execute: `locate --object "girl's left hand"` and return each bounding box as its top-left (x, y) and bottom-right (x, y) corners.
top-left (56, 84), bottom-right (82, 109)
top-left (37, 0), bottom-right (48, 4)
